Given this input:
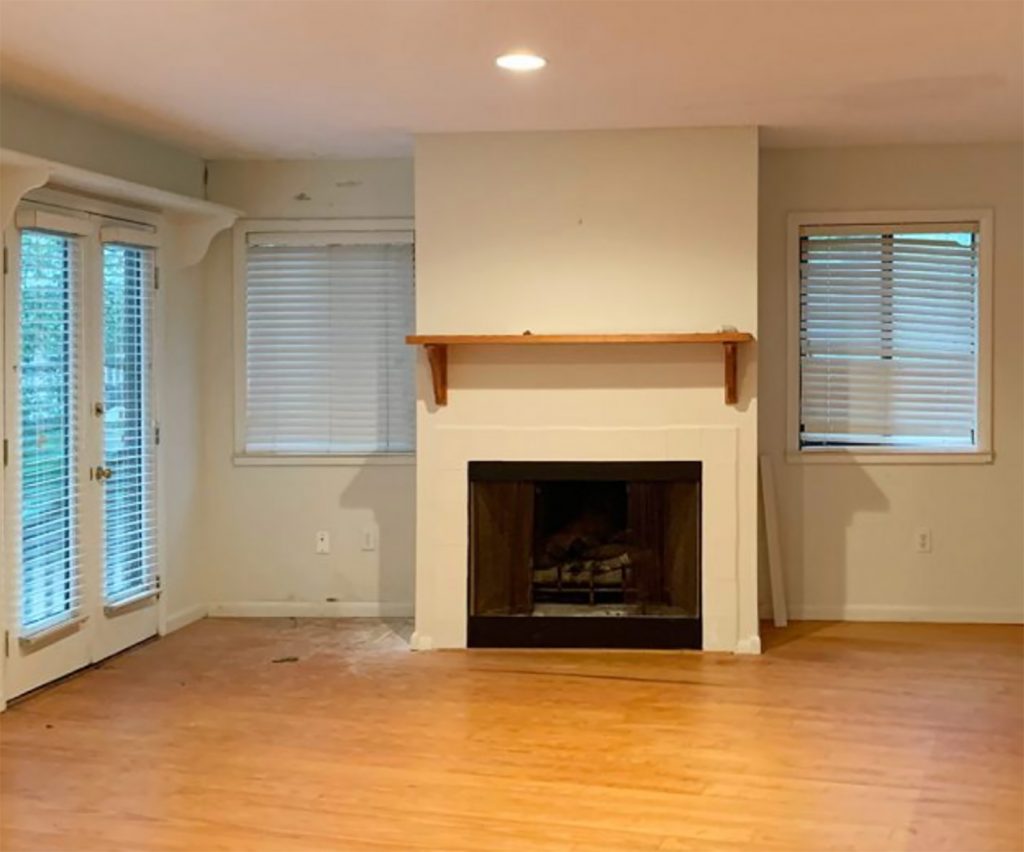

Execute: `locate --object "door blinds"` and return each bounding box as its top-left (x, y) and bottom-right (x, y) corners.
top-left (15, 229), bottom-right (83, 634)
top-left (101, 241), bottom-right (157, 605)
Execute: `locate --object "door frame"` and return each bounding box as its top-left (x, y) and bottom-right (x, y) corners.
top-left (1, 189), bottom-right (165, 704)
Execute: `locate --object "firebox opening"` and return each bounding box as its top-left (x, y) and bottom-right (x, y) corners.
top-left (533, 480), bottom-right (631, 609)
top-left (468, 461), bottom-right (701, 646)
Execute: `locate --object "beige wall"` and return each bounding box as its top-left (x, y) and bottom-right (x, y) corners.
top-left (158, 263), bottom-right (209, 628)
top-left (0, 88), bottom-right (205, 198)
top-left (3, 114), bottom-right (1014, 652)
top-left (413, 128), bottom-right (761, 651)
top-left (199, 159), bottom-right (416, 615)
top-left (759, 143), bottom-right (1024, 621)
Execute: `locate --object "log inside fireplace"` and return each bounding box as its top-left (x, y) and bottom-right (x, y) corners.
top-left (468, 461), bottom-right (701, 648)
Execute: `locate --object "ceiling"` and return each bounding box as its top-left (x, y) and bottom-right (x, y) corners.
top-left (1, 0), bottom-right (1021, 159)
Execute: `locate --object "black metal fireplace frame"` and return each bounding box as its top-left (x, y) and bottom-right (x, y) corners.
top-left (466, 460), bottom-right (702, 650)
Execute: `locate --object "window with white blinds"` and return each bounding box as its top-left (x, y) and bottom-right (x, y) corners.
top-left (799, 222), bottom-right (981, 450)
top-left (15, 229), bottom-right (82, 633)
top-left (101, 242), bottom-right (157, 604)
top-left (243, 229), bottom-right (415, 455)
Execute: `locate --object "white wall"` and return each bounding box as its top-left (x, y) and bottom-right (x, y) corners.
top-left (759, 143), bottom-right (1024, 622)
top-left (413, 128), bottom-right (761, 651)
top-left (199, 159), bottom-right (416, 616)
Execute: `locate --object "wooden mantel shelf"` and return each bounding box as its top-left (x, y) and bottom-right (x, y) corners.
top-left (406, 332), bottom-right (754, 406)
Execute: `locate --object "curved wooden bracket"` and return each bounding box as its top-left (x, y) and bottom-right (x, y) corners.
top-left (425, 344), bottom-right (448, 406)
top-left (723, 342), bottom-right (739, 405)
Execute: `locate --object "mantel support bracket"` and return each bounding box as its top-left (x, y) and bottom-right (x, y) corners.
top-left (425, 344), bottom-right (448, 406)
top-left (723, 342), bottom-right (739, 405)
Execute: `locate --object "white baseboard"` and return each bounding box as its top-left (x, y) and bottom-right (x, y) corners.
top-left (164, 603), bottom-right (208, 634)
top-left (208, 601), bottom-right (415, 618)
top-left (787, 603), bottom-right (1024, 624)
top-left (409, 630), bottom-right (433, 650)
top-left (735, 634), bottom-right (762, 655)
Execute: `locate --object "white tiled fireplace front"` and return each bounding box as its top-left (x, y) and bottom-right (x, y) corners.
top-left (412, 424), bottom-right (751, 653)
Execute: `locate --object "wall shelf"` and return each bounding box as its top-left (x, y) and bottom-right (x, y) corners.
top-left (1, 148), bottom-right (240, 267)
top-left (406, 332), bottom-right (754, 407)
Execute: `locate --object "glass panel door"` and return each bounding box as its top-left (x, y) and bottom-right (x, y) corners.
top-left (4, 216), bottom-right (160, 700)
top-left (92, 240), bottom-right (158, 661)
top-left (4, 227), bottom-right (92, 699)
top-left (101, 244), bottom-right (156, 605)
top-left (18, 231), bottom-right (82, 630)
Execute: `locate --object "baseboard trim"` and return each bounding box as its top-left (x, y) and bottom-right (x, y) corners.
top-left (787, 604), bottom-right (1024, 624)
top-left (164, 603), bottom-right (208, 634)
top-left (409, 631), bottom-right (433, 651)
top-left (735, 634), bottom-right (762, 655)
top-left (208, 601), bottom-right (415, 618)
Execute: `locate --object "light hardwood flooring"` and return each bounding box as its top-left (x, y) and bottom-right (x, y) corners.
top-left (1, 618), bottom-right (1021, 851)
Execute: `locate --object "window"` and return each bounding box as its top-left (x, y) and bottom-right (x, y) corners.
top-left (101, 241), bottom-right (157, 604)
top-left (17, 229), bottom-right (82, 631)
top-left (237, 221), bottom-right (415, 460)
top-left (789, 211), bottom-right (991, 459)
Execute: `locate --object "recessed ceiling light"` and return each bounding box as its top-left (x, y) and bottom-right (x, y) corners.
top-left (496, 52), bottom-right (547, 72)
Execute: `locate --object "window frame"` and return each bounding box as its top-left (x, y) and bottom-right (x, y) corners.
top-left (232, 218), bottom-right (416, 467)
top-left (786, 209), bottom-right (993, 465)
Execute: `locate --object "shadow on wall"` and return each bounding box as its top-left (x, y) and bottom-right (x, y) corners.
top-left (761, 458), bottom-right (889, 623)
top-left (448, 343), bottom-right (720, 388)
top-left (338, 465), bottom-right (416, 609)
top-left (420, 342), bottom-right (756, 411)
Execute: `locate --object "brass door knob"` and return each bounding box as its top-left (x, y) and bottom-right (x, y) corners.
top-left (94, 466), bottom-right (114, 481)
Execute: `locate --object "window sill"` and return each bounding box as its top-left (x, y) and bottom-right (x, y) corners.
top-left (787, 450), bottom-right (993, 466)
top-left (233, 453), bottom-right (415, 468)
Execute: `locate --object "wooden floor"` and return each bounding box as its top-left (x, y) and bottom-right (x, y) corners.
top-left (1, 619), bottom-right (1021, 852)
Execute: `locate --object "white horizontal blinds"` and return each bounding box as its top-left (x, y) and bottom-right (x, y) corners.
top-left (245, 235), bottom-right (415, 454)
top-left (16, 229), bottom-right (83, 634)
top-left (101, 243), bottom-right (157, 603)
top-left (799, 224), bottom-right (979, 448)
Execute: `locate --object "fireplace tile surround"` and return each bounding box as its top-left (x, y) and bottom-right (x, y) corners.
top-left (412, 424), bottom-right (757, 653)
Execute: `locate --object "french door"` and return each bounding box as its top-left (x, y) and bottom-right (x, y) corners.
top-left (3, 207), bottom-right (159, 699)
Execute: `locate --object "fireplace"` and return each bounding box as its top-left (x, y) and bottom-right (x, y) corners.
top-left (467, 461), bottom-right (701, 648)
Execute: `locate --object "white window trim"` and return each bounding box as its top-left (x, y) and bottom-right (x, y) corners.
top-left (786, 209), bottom-right (994, 465)
top-left (232, 217), bottom-right (416, 467)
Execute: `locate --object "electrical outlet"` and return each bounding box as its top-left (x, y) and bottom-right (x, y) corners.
top-left (361, 526), bottom-right (378, 552)
top-left (315, 531), bottom-right (330, 555)
top-left (914, 527), bottom-right (932, 554)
